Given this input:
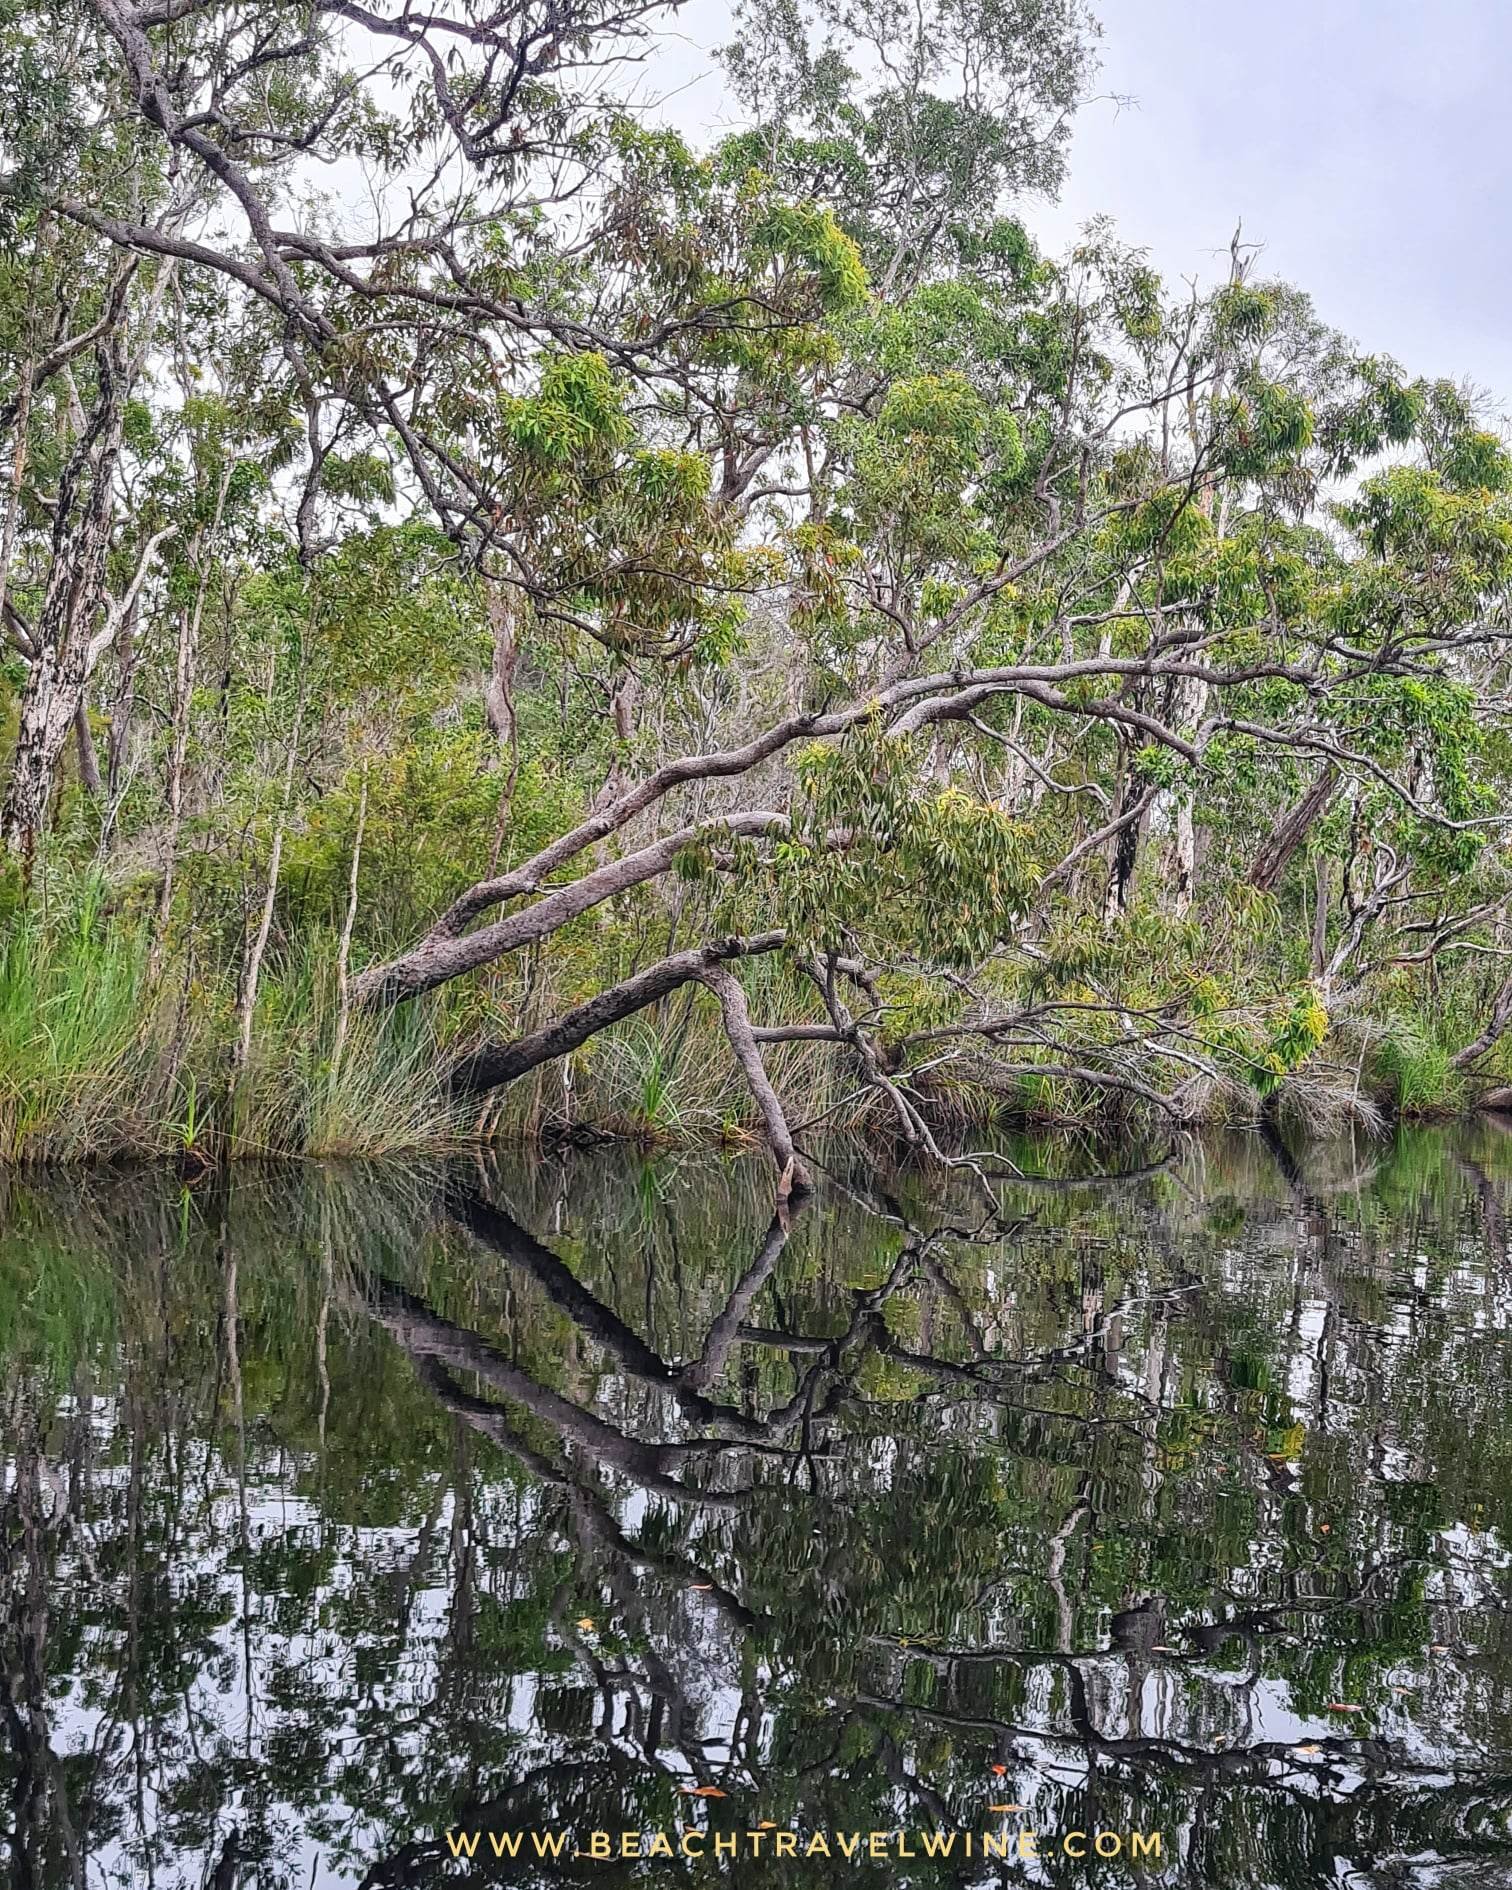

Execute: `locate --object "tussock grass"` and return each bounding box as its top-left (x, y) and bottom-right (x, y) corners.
top-left (1372, 1014), bottom-right (1460, 1119)
top-left (0, 901), bottom-right (462, 1167)
top-left (0, 885), bottom-right (182, 1165)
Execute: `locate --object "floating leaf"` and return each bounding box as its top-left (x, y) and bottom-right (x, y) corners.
top-left (576, 1617), bottom-right (596, 1631)
top-left (1326, 1703), bottom-right (1363, 1714)
top-left (681, 1786), bottom-right (727, 1798)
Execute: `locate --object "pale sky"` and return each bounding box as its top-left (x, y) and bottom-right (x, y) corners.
top-left (654, 0), bottom-right (1512, 410)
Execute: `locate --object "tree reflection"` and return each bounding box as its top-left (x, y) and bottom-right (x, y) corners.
top-left (5, 1129), bottom-right (1512, 1886)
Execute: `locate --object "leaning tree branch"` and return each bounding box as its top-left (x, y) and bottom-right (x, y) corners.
top-left (357, 651), bottom-right (1312, 1009)
top-left (355, 812), bottom-right (788, 1006)
top-left (448, 932), bottom-right (786, 1098)
top-left (699, 964), bottom-right (811, 1198)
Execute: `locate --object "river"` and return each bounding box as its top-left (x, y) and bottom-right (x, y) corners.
top-left (4, 1125), bottom-right (1512, 1886)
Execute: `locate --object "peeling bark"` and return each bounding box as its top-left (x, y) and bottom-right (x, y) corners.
top-left (0, 318), bottom-right (129, 868)
top-left (1249, 765), bottom-right (1341, 892)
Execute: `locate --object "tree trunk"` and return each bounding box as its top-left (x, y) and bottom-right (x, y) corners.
top-left (105, 592), bottom-right (140, 805)
top-left (73, 696), bottom-right (103, 799)
top-left (1172, 795), bottom-right (1195, 917)
top-left (700, 963), bottom-right (810, 1197)
top-left (0, 356), bottom-right (34, 643)
top-left (233, 816), bottom-right (287, 1073)
top-left (151, 604), bottom-right (199, 968)
top-left (232, 691), bottom-right (304, 1071)
top-left (1163, 671), bottom-right (1208, 916)
top-left (332, 763), bottom-right (369, 1073)
top-left (0, 323), bottom-right (128, 871)
top-left (1249, 765), bottom-right (1341, 892)
top-left (484, 581), bottom-right (520, 873)
top-left (1, 617), bottom-right (104, 867)
top-left (1310, 853), bottom-right (1330, 979)
top-left (449, 932), bottom-right (785, 1097)
top-left (1105, 806), bottom-right (1141, 919)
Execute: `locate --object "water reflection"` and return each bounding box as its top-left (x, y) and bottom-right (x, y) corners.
top-left (5, 1127), bottom-right (1512, 1886)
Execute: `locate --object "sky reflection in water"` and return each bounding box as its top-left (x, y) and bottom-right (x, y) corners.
top-left (5, 1125), bottom-right (1512, 1887)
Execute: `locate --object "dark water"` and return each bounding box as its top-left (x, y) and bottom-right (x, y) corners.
top-left (5, 1127), bottom-right (1512, 1888)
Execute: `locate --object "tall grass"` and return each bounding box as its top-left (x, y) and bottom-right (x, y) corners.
top-left (235, 942), bottom-right (463, 1158)
top-left (1373, 1014), bottom-right (1459, 1118)
top-left (0, 883), bottom-right (184, 1164)
top-left (0, 895), bottom-right (462, 1166)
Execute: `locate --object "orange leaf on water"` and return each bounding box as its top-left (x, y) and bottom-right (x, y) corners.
top-left (990, 1764), bottom-right (1008, 1777)
top-left (1326, 1703), bottom-right (1363, 1714)
top-left (988, 1805), bottom-right (1025, 1814)
top-left (681, 1786), bottom-right (727, 1799)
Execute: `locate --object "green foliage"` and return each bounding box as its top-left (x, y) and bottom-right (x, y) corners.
top-left (1250, 986), bottom-right (1331, 1099)
top-left (755, 719), bottom-right (1036, 967)
top-left (1220, 376), bottom-right (1315, 479)
top-left (4, 0), bottom-right (1512, 1171)
top-left (1374, 1015), bottom-right (1457, 1117)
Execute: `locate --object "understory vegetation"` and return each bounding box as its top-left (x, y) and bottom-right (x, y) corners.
top-left (5, 0), bottom-right (1512, 1172)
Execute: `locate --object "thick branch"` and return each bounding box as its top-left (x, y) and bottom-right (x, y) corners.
top-left (360, 653), bottom-right (1311, 1010)
top-left (356, 812), bottom-right (786, 1006)
top-left (700, 964), bottom-right (811, 1196)
top-left (1249, 764), bottom-right (1341, 891)
top-left (1454, 972), bottom-right (1512, 1072)
top-left (448, 932), bottom-right (786, 1097)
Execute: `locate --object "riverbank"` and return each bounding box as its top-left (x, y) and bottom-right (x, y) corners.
top-left (3, 898), bottom-right (1502, 1168)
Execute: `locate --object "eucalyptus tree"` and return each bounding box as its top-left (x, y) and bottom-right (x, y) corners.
top-left (340, 238), bottom-right (1512, 1172)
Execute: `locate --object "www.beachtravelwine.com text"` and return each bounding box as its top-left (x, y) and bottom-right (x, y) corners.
top-left (444, 1826), bottom-right (1163, 1863)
